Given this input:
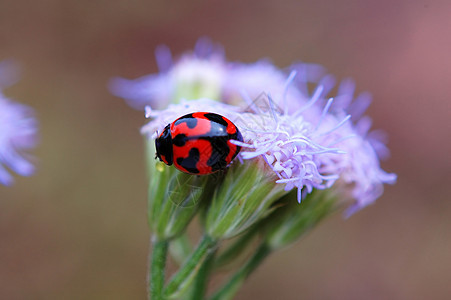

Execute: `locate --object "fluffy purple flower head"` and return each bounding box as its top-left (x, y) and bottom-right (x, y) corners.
top-left (287, 72), bottom-right (397, 215)
top-left (142, 89), bottom-right (350, 205)
top-left (109, 38), bottom-right (323, 110)
top-left (0, 62), bottom-right (38, 185)
top-left (119, 39), bottom-right (396, 216)
top-left (142, 74), bottom-right (396, 216)
top-left (109, 39), bottom-right (225, 110)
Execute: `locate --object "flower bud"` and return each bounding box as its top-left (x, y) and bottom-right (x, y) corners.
top-left (265, 190), bottom-right (337, 250)
top-left (204, 160), bottom-right (287, 240)
top-left (172, 56), bottom-right (224, 103)
top-left (146, 139), bottom-right (210, 241)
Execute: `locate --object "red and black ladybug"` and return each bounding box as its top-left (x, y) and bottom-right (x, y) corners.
top-left (155, 112), bottom-right (243, 175)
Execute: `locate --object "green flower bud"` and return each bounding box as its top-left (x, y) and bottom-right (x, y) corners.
top-left (146, 139), bottom-right (210, 241)
top-left (265, 189), bottom-right (338, 250)
top-left (204, 161), bottom-right (287, 240)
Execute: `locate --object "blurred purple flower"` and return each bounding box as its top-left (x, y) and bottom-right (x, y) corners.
top-left (0, 62), bottom-right (38, 185)
top-left (109, 39), bottom-right (225, 110)
top-left (109, 38), bottom-right (323, 110)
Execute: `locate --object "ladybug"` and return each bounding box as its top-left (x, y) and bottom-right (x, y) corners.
top-left (155, 112), bottom-right (243, 175)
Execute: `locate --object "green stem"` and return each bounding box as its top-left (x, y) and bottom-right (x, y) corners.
top-left (188, 249), bottom-right (216, 300)
top-left (164, 235), bottom-right (217, 299)
top-left (149, 238), bottom-right (169, 300)
top-left (214, 226), bottom-right (259, 269)
top-left (209, 243), bottom-right (271, 300)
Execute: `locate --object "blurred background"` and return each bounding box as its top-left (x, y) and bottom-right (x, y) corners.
top-left (1, 0), bottom-right (450, 299)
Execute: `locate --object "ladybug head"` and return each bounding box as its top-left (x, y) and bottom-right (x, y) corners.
top-left (155, 124), bottom-right (173, 165)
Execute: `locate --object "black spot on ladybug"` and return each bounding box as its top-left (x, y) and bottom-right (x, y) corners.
top-left (173, 133), bottom-right (187, 147)
top-left (175, 114), bottom-right (197, 129)
top-left (204, 113), bottom-right (228, 128)
top-left (207, 136), bottom-right (230, 172)
top-left (176, 148), bottom-right (200, 174)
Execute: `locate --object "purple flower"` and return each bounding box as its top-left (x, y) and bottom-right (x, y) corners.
top-left (109, 38), bottom-right (322, 110)
top-left (0, 63), bottom-right (38, 185)
top-left (109, 39), bottom-right (226, 110)
top-left (293, 75), bottom-right (397, 215)
top-left (122, 39), bottom-right (396, 216)
top-left (142, 75), bottom-right (396, 216)
top-left (142, 92), bottom-right (348, 204)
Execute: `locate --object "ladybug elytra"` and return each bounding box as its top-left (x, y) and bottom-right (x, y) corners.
top-left (155, 112), bottom-right (243, 175)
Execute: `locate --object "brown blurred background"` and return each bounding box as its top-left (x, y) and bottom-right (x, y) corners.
top-left (1, 0), bottom-right (450, 299)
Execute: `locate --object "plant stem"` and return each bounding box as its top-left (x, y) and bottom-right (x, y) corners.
top-left (164, 235), bottom-right (217, 299)
top-left (209, 243), bottom-right (271, 300)
top-left (188, 249), bottom-right (216, 300)
top-left (214, 226), bottom-right (259, 269)
top-left (149, 238), bottom-right (169, 300)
